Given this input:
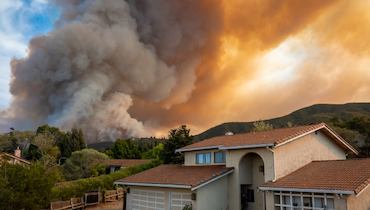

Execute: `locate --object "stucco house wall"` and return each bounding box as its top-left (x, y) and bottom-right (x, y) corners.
top-left (225, 147), bottom-right (274, 210)
top-left (273, 130), bottom-right (347, 180)
top-left (196, 175), bottom-right (229, 210)
top-left (347, 186), bottom-right (370, 210)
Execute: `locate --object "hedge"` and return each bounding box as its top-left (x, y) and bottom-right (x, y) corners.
top-left (51, 159), bottom-right (162, 200)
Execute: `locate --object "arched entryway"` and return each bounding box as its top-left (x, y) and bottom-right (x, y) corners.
top-left (239, 153), bottom-right (265, 210)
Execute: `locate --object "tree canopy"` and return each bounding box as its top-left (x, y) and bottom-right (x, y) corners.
top-left (160, 125), bottom-right (193, 164)
top-left (142, 143), bottom-right (164, 159)
top-left (253, 120), bottom-right (273, 132)
top-left (61, 148), bottom-right (109, 181)
top-left (0, 160), bottom-right (59, 210)
top-left (106, 139), bottom-right (141, 159)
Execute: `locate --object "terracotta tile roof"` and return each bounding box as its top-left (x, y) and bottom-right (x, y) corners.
top-left (103, 159), bottom-right (151, 168)
top-left (177, 123), bottom-right (358, 154)
top-left (115, 165), bottom-right (234, 189)
top-left (0, 152), bottom-right (31, 164)
top-left (260, 158), bottom-right (370, 194)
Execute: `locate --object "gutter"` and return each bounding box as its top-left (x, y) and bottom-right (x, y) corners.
top-left (113, 182), bottom-right (191, 189)
top-left (175, 145), bottom-right (222, 153)
top-left (258, 187), bottom-right (355, 195)
top-left (219, 143), bottom-right (274, 150)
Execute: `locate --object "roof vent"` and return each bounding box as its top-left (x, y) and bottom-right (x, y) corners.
top-left (225, 131), bottom-right (233, 136)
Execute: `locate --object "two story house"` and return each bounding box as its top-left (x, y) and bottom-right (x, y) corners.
top-left (115, 123), bottom-right (370, 210)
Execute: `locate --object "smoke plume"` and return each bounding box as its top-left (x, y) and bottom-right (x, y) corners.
top-left (2, 0), bottom-right (370, 142)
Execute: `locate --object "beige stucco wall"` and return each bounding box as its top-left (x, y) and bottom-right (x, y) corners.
top-left (125, 186), bottom-right (196, 210)
top-left (184, 149), bottom-right (226, 166)
top-left (347, 186), bottom-right (370, 210)
top-left (273, 130), bottom-right (347, 180)
top-left (226, 147), bottom-right (274, 210)
top-left (197, 175), bottom-right (229, 210)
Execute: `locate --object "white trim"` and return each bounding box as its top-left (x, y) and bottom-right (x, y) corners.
top-left (175, 145), bottom-right (222, 153)
top-left (219, 143), bottom-right (274, 150)
top-left (113, 182), bottom-right (191, 189)
top-left (356, 182), bottom-right (370, 197)
top-left (258, 187), bottom-right (355, 195)
top-left (191, 169), bottom-right (234, 191)
top-left (274, 126), bottom-right (325, 149)
top-left (324, 127), bottom-right (359, 155)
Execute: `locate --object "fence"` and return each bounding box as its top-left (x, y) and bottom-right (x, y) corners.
top-left (104, 188), bottom-right (124, 203)
top-left (50, 188), bottom-right (102, 210)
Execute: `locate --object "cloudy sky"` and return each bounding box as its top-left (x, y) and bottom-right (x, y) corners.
top-left (1, 0), bottom-right (370, 141)
top-left (0, 0), bottom-right (59, 108)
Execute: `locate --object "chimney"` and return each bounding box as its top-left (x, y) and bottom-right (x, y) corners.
top-left (14, 147), bottom-right (21, 157)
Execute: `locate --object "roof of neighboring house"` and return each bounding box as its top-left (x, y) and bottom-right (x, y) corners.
top-left (103, 159), bottom-right (151, 168)
top-left (114, 165), bottom-right (234, 190)
top-left (0, 152), bottom-right (31, 164)
top-left (177, 123), bottom-right (358, 155)
top-left (259, 158), bottom-right (370, 195)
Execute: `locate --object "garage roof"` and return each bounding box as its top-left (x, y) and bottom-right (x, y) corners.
top-left (114, 165), bottom-right (234, 191)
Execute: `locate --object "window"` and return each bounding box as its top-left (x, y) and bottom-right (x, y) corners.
top-left (196, 153), bottom-right (211, 164)
top-left (274, 191), bottom-right (335, 210)
top-left (214, 151), bottom-right (226, 163)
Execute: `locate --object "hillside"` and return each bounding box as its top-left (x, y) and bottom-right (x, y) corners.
top-left (88, 103), bottom-right (370, 150)
top-left (193, 103), bottom-right (370, 141)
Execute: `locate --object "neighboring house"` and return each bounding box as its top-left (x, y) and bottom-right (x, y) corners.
top-left (0, 148), bottom-right (31, 165)
top-left (104, 159), bottom-right (151, 173)
top-left (115, 123), bottom-right (369, 210)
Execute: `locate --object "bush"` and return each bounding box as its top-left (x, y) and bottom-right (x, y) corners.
top-left (51, 159), bottom-right (162, 200)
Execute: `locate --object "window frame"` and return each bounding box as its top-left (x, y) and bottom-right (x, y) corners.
top-left (214, 151), bottom-right (226, 163)
top-left (196, 152), bottom-right (211, 164)
top-left (273, 191), bottom-right (335, 210)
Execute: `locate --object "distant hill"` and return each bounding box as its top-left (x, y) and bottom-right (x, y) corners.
top-left (88, 103), bottom-right (370, 150)
top-left (193, 103), bottom-right (370, 141)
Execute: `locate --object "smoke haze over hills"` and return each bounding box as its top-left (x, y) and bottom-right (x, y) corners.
top-left (1, 0), bottom-right (370, 142)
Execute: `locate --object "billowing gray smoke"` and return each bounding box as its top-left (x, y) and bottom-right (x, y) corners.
top-left (1, 0), bottom-right (206, 142)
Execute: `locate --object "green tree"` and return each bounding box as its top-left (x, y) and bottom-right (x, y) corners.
top-left (253, 120), bottom-right (273, 132)
top-left (107, 139), bottom-right (141, 159)
top-left (0, 160), bottom-right (59, 210)
top-left (61, 149), bottom-right (108, 180)
top-left (142, 143), bottom-right (164, 159)
top-left (160, 125), bottom-right (193, 164)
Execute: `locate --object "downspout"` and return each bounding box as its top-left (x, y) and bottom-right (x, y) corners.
top-left (262, 190), bottom-right (266, 210)
top-left (266, 146), bottom-right (276, 182)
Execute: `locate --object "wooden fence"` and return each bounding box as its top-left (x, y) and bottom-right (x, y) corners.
top-left (50, 188), bottom-right (124, 209)
top-left (104, 188), bottom-right (124, 203)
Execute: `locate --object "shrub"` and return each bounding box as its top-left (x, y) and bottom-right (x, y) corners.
top-left (51, 159), bottom-right (162, 200)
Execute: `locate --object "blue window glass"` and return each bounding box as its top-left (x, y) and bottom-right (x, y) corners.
top-left (196, 153), bottom-right (211, 164)
top-left (214, 151), bottom-right (226, 163)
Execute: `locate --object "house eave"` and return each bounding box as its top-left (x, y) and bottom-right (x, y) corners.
top-left (258, 187), bottom-right (355, 195)
top-left (175, 145), bottom-right (223, 153)
top-left (219, 144), bottom-right (274, 150)
top-left (113, 182), bottom-right (191, 189)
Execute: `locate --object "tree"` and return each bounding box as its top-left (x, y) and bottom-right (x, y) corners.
top-left (142, 143), bottom-right (164, 159)
top-left (61, 149), bottom-right (109, 180)
top-left (0, 160), bottom-right (59, 210)
top-left (253, 120), bottom-right (273, 132)
top-left (36, 125), bottom-right (86, 160)
top-left (160, 125), bottom-right (193, 164)
top-left (0, 129), bottom-right (35, 153)
top-left (107, 139), bottom-right (141, 159)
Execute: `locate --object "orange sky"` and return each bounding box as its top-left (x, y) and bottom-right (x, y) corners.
top-left (129, 0), bottom-right (370, 136)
